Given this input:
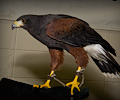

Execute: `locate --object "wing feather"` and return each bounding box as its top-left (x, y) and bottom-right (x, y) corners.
top-left (46, 17), bottom-right (116, 55)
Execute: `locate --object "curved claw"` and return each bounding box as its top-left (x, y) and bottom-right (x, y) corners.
top-left (66, 76), bottom-right (80, 95)
top-left (71, 82), bottom-right (80, 95)
top-left (40, 80), bottom-right (51, 88)
top-left (33, 84), bottom-right (39, 88)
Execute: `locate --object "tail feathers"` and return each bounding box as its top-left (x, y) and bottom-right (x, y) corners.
top-left (92, 57), bottom-right (120, 78)
top-left (84, 44), bottom-right (120, 78)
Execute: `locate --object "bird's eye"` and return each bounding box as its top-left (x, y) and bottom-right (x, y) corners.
top-left (22, 19), bottom-right (26, 23)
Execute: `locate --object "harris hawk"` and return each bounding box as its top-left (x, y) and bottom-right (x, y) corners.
top-left (12, 14), bottom-right (120, 95)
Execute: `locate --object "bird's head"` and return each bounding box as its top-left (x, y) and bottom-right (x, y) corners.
top-left (12, 15), bottom-right (38, 30)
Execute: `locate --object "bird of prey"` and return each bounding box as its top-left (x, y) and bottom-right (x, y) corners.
top-left (12, 14), bottom-right (120, 95)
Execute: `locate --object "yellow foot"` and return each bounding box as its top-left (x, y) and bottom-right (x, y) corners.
top-left (40, 70), bottom-right (54, 88)
top-left (66, 76), bottom-right (80, 95)
top-left (40, 80), bottom-right (51, 88)
top-left (33, 84), bottom-right (39, 88)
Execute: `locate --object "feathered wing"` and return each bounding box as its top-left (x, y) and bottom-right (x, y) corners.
top-left (46, 17), bottom-right (116, 55)
top-left (46, 17), bottom-right (120, 78)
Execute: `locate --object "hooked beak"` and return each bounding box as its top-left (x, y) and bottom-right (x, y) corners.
top-left (12, 23), bottom-right (16, 30)
top-left (12, 20), bottom-right (24, 30)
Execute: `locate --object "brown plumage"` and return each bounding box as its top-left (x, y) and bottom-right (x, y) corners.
top-left (67, 46), bottom-right (89, 67)
top-left (49, 48), bottom-right (64, 71)
top-left (46, 17), bottom-right (87, 46)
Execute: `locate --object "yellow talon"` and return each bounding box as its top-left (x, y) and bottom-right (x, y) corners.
top-left (66, 76), bottom-right (80, 95)
top-left (40, 80), bottom-right (51, 88)
top-left (71, 81), bottom-right (80, 95)
top-left (39, 71), bottom-right (54, 88)
top-left (66, 66), bottom-right (81, 95)
top-left (33, 71), bottom-right (54, 89)
top-left (33, 84), bottom-right (39, 88)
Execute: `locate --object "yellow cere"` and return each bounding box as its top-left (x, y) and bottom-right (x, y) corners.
top-left (14, 20), bottom-right (23, 27)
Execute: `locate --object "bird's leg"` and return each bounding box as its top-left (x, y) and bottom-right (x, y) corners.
top-left (33, 70), bottom-right (54, 88)
top-left (34, 48), bottom-right (64, 88)
top-left (66, 66), bottom-right (82, 95)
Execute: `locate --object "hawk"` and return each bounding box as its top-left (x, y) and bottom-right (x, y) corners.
top-left (12, 14), bottom-right (120, 95)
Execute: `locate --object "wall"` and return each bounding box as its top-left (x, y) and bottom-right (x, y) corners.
top-left (0, 0), bottom-right (120, 100)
